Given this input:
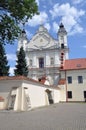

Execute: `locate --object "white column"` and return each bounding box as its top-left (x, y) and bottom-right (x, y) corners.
top-left (55, 52), bottom-right (60, 66)
top-left (14, 87), bottom-right (22, 111)
top-left (33, 53), bottom-right (37, 67)
top-left (46, 53), bottom-right (50, 67)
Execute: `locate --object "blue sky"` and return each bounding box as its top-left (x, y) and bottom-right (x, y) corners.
top-left (5, 0), bottom-right (86, 75)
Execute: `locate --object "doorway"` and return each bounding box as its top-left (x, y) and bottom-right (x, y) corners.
top-left (46, 89), bottom-right (54, 104)
top-left (9, 95), bottom-right (16, 109)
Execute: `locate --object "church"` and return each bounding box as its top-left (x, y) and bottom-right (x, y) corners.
top-left (18, 23), bottom-right (68, 85)
top-left (0, 23), bottom-right (86, 111)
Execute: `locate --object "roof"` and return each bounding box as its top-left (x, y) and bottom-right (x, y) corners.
top-left (0, 76), bottom-right (60, 90)
top-left (0, 76), bottom-right (36, 82)
top-left (61, 58), bottom-right (86, 70)
top-left (58, 79), bottom-right (66, 85)
top-left (0, 96), bottom-right (4, 101)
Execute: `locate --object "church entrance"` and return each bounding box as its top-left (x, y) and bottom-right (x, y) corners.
top-left (46, 89), bottom-right (54, 104)
top-left (39, 58), bottom-right (44, 68)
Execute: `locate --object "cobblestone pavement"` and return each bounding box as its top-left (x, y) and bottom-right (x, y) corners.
top-left (0, 103), bottom-right (86, 130)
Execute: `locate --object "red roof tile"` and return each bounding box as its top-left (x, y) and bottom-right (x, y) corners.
top-left (0, 76), bottom-right (60, 90)
top-left (58, 79), bottom-right (66, 85)
top-left (0, 76), bottom-right (41, 83)
top-left (61, 58), bottom-right (86, 70)
top-left (0, 96), bottom-right (4, 101)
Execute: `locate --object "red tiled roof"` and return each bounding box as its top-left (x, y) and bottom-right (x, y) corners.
top-left (0, 76), bottom-right (41, 83)
top-left (58, 79), bottom-right (66, 85)
top-left (61, 58), bottom-right (86, 70)
top-left (0, 76), bottom-right (60, 90)
top-left (0, 96), bottom-right (4, 101)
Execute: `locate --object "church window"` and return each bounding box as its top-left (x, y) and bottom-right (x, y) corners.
top-left (68, 91), bottom-right (72, 98)
top-left (61, 43), bottom-right (64, 49)
top-left (67, 76), bottom-right (72, 84)
top-left (50, 58), bottom-right (54, 65)
top-left (29, 59), bottom-right (32, 66)
top-left (78, 76), bottom-right (83, 83)
top-left (39, 58), bottom-right (44, 68)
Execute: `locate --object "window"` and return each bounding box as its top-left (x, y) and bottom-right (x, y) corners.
top-left (67, 76), bottom-right (72, 84)
top-left (78, 76), bottom-right (83, 83)
top-left (50, 58), bottom-right (54, 65)
top-left (68, 91), bottom-right (72, 98)
top-left (39, 58), bottom-right (44, 68)
top-left (61, 43), bottom-right (64, 49)
top-left (29, 59), bottom-right (32, 66)
top-left (84, 91), bottom-right (86, 98)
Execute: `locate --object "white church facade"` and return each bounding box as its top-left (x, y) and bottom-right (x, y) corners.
top-left (0, 23), bottom-right (86, 111)
top-left (18, 23), bottom-right (69, 85)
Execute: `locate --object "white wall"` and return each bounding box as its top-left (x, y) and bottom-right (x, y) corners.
top-left (0, 79), bottom-right (60, 111)
top-left (66, 69), bottom-right (86, 101)
top-left (22, 81), bottom-right (60, 108)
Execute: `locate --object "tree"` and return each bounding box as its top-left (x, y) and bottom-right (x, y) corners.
top-left (0, 43), bottom-right (9, 76)
top-left (14, 46), bottom-right (28, 76)
top-left (0, 0), bottom-right (39, 45)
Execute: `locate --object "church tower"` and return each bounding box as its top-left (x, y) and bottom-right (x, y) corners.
top-left (17, 23), bottom-right (69, 86)
top-left (17, 30), bottom-right (28, 52)
top-left (58, 23), bottom-right (69, 69)
top-left (58, 23), bottom-right (67, 48)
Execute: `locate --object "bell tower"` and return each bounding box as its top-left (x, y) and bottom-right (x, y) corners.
top-left (58, 23), bottom-right (69, 60)
top-left (18, 29), bottom-right (28, 52)
top-left (58, 23), bottom-right (67, 48)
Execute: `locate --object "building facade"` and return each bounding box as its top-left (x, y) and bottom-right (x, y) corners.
top-left (18, 23), bottom-right (69, 85)
top-left (59, 59), bottom-right (86, 102)
top-left (0, 76), bottom-right (60, 111)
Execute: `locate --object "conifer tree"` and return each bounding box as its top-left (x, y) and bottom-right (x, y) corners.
top-left (0, 43), bottom-right (9, 76)
top-left (14, 46), bottom-right (28, 76)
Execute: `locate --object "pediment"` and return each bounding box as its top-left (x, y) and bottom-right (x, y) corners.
top-left (33, 35), bottom-right (50, 48)
top-left (27, 27), bottom-right (58, 50)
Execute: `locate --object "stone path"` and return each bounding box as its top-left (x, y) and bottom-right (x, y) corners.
top-left (0, 103), bottom-right (86, 130)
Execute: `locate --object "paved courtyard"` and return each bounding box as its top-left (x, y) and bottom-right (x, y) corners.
top-left (0, 103), bottom-right (86, 130)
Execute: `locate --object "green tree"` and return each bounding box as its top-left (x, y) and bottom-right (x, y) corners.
top-left (14, 46), bottom-right (28, 76)
top-left (0, 0), bottom-right (39, 45)
top-left (0, 43), bottom-right (9, 76)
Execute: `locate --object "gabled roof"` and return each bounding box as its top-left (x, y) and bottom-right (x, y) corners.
top-left (61, 58), bottom-right (86, 70)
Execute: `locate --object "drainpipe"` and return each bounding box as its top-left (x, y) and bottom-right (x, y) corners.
top-left (65, 70), bottom-right (68, 102)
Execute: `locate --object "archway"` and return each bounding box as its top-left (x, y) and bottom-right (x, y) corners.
top-left (45, 89), bottom-right (54, 104)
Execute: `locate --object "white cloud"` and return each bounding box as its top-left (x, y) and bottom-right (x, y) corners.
top-left (50, 3), bottom-right (85, 19)
top-left (27, 12), bottom-right (48, 27)
top-left (35, 0), bottom-right (39, 5)
top-left (44, 23), bottom-right (51, 31)
top-left (72, 0), bottom-right (84, 4)
top-left (25, 30), bottom-right (33, 39)
top-left (9, 67), bottom-right (15, 76)
top-left (52, 22), bottom-right (59, 33)
top-left (6, 54), bottom-right (16, 61)
top-left (49, 3), bottom-right (85, 35)
top-left (82, 45), bottom-right (86, 48)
